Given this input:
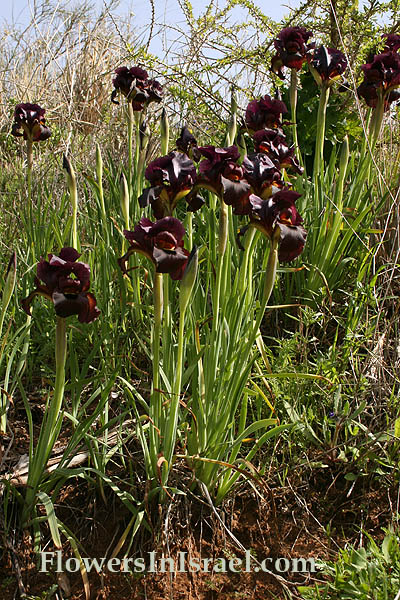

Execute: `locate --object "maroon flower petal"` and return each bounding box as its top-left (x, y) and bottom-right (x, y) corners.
top-left (221, 176), bottom-right (252, 215)
top-left (152, 246), bottom-right (189, 279)
top-left (81, 292), bottom-right (101, 323)
top-left (185, 191), bottom-right (206, 212)
top-left (245, 95), bottom-right (288, 131)
top-left (52, 291), bottom-right (100, 323)
top-left (59, 247), bottom-right (81, 262)
top-left (149, 217), bottom-right (186, 245)
top-left (383, 33), bottom-right (400, 53)
top-left (277, 223), bottom-right (307, 262)
top-left (272, 27), bottom-right (314, 76)
top-left (249, 190), bottom-right (306, 261)
top-left (176, 126), bottom-right (198, 155)
top-left (130, 66), bottom-right (149, 80)
top-left (21, 286), bottom-right (52, 316)
top-left (138, 186), bottom-right (163, 209)
top-left (120, 217), bottom-right (189, 279)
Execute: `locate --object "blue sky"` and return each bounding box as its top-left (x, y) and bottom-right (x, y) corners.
top-left (0, 0), bottom-right (301, 28)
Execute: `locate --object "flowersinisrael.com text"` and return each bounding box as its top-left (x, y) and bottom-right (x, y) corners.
top-left (40, 551), bottom-right (317, 574)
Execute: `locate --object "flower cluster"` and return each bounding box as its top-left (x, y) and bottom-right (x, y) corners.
top-left (232, 93), bottom-right (306, 261)
top-left (129, 85), bottom-right (306, 263)
top-left (22, 248), bottom-right (100, 323)
top-left (111, 66), bottom-right (163, 111)
top-left (271, 27), bottom-right (347, 88)
top-left (358, 34), bottom-right (400, 110)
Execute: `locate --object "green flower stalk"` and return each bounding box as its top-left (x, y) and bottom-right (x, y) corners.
top-left (368, 94), bottom-right (385, 149)
top-left (22, 316), bottom-right (67, 526)
top-left (120, 173), bottom-right (130, 231)
top-left (179, 245), bottom-right (198, 314)
top-left (27, 138), bottom-right (33, 205)
top-left (289, 68), bottom-right (301, 166)
top-left (237, 228), bottom-right (256, 300)
top-left (0, 252), bottom-right (16, 342)
top-left (0, 252), bottom-right (17, 434)
top-left (313, 82), bottom-right (330, 183)
top-left (96, 144), bottom-right (107, 226)
top-left (247, 231), bottom-right (279, 356)
top-left (309, 46), bottom-right (347, 183)
top-left (320, 134), bottom-right (349, 270)
top-left (126, 102), bottom-right (134, 178)
top-left (137, 120), bottom-right (150, 197)
top-left (134, 111), bottom-right (141, 186)
top-left (63, 155), bottom-right (79, 252)
top-left (160, 108), bottom-right (169, 155)
top-left (225, 87), bottom-right (237, 147)
top-left (163, 248), bottom-right (198, 483)
top-left (150, 272), bottom-right (164, 475)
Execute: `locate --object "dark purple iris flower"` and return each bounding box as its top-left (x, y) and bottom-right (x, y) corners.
top-left (118, 217), bottom-right (189, 280)
top-left (243, 153), bottom-right (284, 198)
top-left (111, 66), bottom-right (163, 110)
top-left (245, 95), bottom-right (288, 132)
top-left (195, 145), bottom-right (254, 213)
top-left (382, 33), bottom-right (400, 53)
top-left (139, 151), bottom-right (203, 218)
top-left (22, 248), bottom-right (100, 323)
top-left (217, 152), bottom-right (285, 216)
top-left (253, 129), bottom-right (303, 174)
top-left (271, 26), bottom-right (314, 79)
top-left (357, 81), bottom-right (400, 109)
top-left (308, 46), bottom-right (347, 86)
top-left (196, 145), bottom-right (243, 195)
top-left (176, 126), bottom-right (199, 159)
top-left (11, 103), bottom-right (51, 142)
top-left (358, 50), bottom-right (400, 109)
top-left (249, 190), bottom-right (307, 262)
top-left (362, 51), bottom-right (400, 91)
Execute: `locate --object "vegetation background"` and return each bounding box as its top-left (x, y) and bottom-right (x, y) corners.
top-left (0, 1), bottom-right (400, 599)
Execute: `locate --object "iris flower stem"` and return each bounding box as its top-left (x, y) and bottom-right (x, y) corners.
top-left (246, 234), bottom-right (279, 357)
top-left (127, 103), bottom-right (134, 185)
top-left (289, 69), bottom-right (302, 167)
top-left (369, 95), bottom-right (385, 151)
top-left (212, 200), bottom-right (229, 328)
top-left (150, 272), bottom-right (163, 475)
top-left (364, 97), bottom-right (384, 184)
top-left (26, 138), bottom-right (33, 244)
top-left (162, 299), bottom-right (186, 488)
top-left (22, 317), bottom-right (67, 527)
top-left (133, 112), bottom-right (143, 206)
top-left (163, 274), bottom-right (171, 373)
top-left (51, 317), bottom-right (67, 429)
top-left (199, 236), bottom-right (278, 491)
top-left (313, 83), bottom-right (330, 188)
top-left (352, 98), bottom-right (384, 196)
top-left (27, 138), bottom-right (33, 204)
top-left (70, 176), bottom-right (78, 252)
top-left (360, 108), bottom-right (372, 160)
top-left (96, 145), bottom-right (108, 242)
top-left (186, 212), bottom-right (193, 249)
top-left (237, 227), bottom-right (256, 299)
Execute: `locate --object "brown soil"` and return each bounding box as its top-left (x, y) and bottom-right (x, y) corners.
top-left (0, 457), bottom-right (396, 600)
